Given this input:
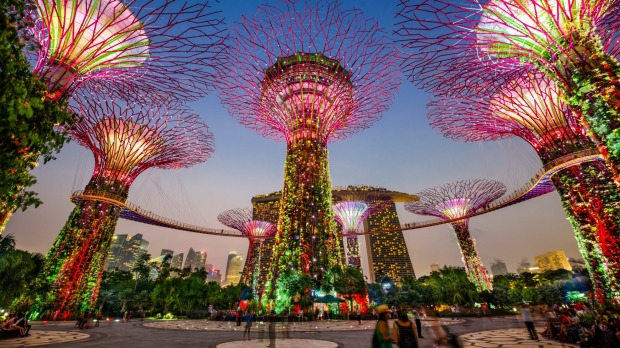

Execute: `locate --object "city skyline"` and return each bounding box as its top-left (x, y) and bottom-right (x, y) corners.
top-left (6, 0), bottom-right (582, 279)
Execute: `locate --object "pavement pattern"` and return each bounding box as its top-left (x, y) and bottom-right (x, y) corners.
top-left (0, 317), bottom-right (575, 347)
top-left (459, 328), bottom-right (579, 347)
top-left (0, 330), bottom-right (91, 347)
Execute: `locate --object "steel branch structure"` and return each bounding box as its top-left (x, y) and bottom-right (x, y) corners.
top-left (406, 180), bottom-right (506, 291)
top-left (218, 0), bottom-right (400, 304)
top-left (35, 97), bottom-right (214, 319)
top-left (429, 72), bottom-right (620, 300)
top-left (217, 208), bottom-right (276, 295)
top-left (396, 0), bottom-right (620, 183)
top-left (332, 190), bottom-right (399, 269)
top-left (27, 0), bottom-right (226, 101)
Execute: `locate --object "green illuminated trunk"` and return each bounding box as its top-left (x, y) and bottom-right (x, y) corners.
top-left (450, 221), bottom-right (492, 292)
top-left (33, 177), bottom-right (127, 319)
top-left (551, 162), bottom-right (620, 301)
top-left (266, 140), bottom-right (341, 303)
top-left (553, 37), bottom-right (620, 182)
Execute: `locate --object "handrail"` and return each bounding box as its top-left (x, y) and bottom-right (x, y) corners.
top-left (70, 149), bottom-right (605, 237)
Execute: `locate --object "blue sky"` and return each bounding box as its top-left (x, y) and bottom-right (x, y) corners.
top-left (7, 0), bottom-right (580, 277)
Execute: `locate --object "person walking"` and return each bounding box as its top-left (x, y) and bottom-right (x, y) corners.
top-left (373, 305), bottom-right (394, 348)
top-left (412, 308), bottom-right (424, 338)
top-left (393, 310), bottom-right (419, 348)
top-left (521, 304), bottom-right (539, 340)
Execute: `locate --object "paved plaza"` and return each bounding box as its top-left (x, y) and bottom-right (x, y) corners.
top-left (0, 317), bottom-right (579, 347)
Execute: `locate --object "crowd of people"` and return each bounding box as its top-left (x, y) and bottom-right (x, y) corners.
top-left (537, 303), bottom-right (620, 347)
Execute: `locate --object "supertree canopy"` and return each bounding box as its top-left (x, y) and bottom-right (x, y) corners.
top-left (405, 180), bottom-right (506, 291)
top-left (34, 97), bottom-right (214, 319)
top-left (27, 0), bottom-right (226, 101)
top-left (332, 191), bottom-right (392, 269)
top-left (395, 0), bottom-right (620, 183)
top-left (428, 71), bottom-right (620, 300)
top-left (217, 208), bottom-right (276, 296)
top-left (218, 0), bottom-right (400, 303)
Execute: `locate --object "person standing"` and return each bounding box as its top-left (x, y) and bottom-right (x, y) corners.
top-left (412, 308), bottom-right (424, 338)
top-left (242, 310), bottom-right (253, 341)
top-left (393, 310), bottom-right (419, 348)
top-left (521, 304), bottom-right (539, 340)
top-left (373, 305), bottom-right (394, 348)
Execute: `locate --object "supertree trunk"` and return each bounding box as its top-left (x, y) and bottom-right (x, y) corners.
top-left (551, 162), bottom-right (620, 300)
top-left (267, 140), bottom-right (341, 299)
top-left (450, 221), bottom-right (492, 292)
top-left (346, 236), bottom-right (361, 269)
top-left (0, 210), bottom-right (11, 233)
top-left (241, 239), bottom-right (260, 285)
top-left (553, 37), bottom-right (620, 182)
top-left (34, 177), bottom-right (127, 319)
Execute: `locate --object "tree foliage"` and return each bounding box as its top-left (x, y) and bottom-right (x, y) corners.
top-left (0, 0), bottom-right (72, 230)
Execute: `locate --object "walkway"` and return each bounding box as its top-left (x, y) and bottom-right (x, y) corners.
top-left (0, 317), bottom-right (580, 347)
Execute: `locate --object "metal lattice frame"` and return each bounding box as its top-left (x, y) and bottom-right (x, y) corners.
top-left (217, 0), bottom-right (400, 304)
top-left (218, 0), bottom-right (400, 143)
top-left (428, 72), bottom-right (620, 301)
top-left (395, 0), bottom-right (620, 183)
top-left (332, 192), bottom-right (392, 268)
top-left (27, 0), bottom-right (226, 101)
top-left (217, 208), bottom-right (276, 294)
top-left (36, 97), bottom-right (214, 319)
top-left (405, 179), bottom-right (506, 291)
top-left (68, 97), bottom-right (214, 189)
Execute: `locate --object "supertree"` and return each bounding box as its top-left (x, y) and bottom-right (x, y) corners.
top-left (217, 0), bottom-right (400, 303)
top-left (428, 71), bottom-right (620, 300)
top-left (395, 0), bottom-right (620, 183)
top-left (25, 0), bottom-right (226, 102)
top-left (33, 96), bottom-right (214, 319)
top-left (217, 208), bottom-right (276, 297)
top-left (1, 0), bottom-right (225, 233)
top-left (405, 179), bottom-right (506, 291)
top-left (332, 190), bottom-right (394, 269)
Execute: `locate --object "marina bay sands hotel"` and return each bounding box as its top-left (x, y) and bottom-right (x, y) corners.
top-left (251, 185), bottom-right (416, 294)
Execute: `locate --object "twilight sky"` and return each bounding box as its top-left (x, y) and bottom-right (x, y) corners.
top-left (7, 0), bottom-right (581, 278)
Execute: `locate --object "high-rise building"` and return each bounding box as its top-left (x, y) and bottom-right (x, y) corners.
top-left (224, 251), bottom-right (243, 286)
top-left (185, 248), bottom-right (207, 270)
top-left (105, 233), bottom-right (149, 271)
top-left (106, 234), bottom-right (129, 270)
top-left (161, 249), bottom-right (174, 257)
top-left (535, 250), bottom-right (573, 272)
top-left (208, 268), bottom-right (222, 283)
top-left (171, 253), bottom-right (184, 269)
top-left (430, 264), bottom-right (441, 273)
top-left (490, 259), bottom-right (509, 276)
top-left (364, 200), bottom-right (416, 283)
top-left (517, 258), bottom-right (532, 274)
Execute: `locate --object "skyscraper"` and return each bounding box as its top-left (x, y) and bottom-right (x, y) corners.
top-left (224, 251), bottom-right (243, 286)
top-left (117, 234), bottom-right (149, 271)
top-left (185, 248), bottom-right (207, 270)
top-left (490, 260), bottom-right (509, 276)
top-left (171, 253), bottom-right (184, 269)
top-left (517, 258), bottom-right (532, 274)
top-left (364, 200), bottom-right (416, 283)
top-left (535, 250), bottom-right (573, 272)
top-left (208, 268), bottom-right (222, 284)
top-left (106, 234), bottom-right (129, 271)
top-left (161, 249), bottom-right (174, 257)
